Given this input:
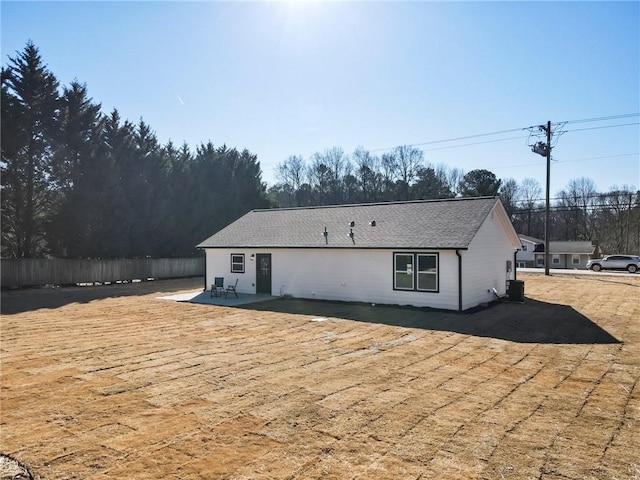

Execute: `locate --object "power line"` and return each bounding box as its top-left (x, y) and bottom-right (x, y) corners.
top-left (420, 134), bottom-right (528, 152)
top-left (513, 205), bottom-right (637, 215)
top-left (490, 152), bottom-right (639, 171)
top-left (561, 113), bottom-right (640, 125)
top-left (266, 113), bottom-right (639, 172)
top-left (369, 127), bottom-right (528, 153)
top-left (512, 191), bottom-right (638, 212)
top-left (561, 122), bottom-right (640, 134)
top-left (556, 152), bottom-right (639, 164)
top-left (512, 190), bottom-right (638, 205)
top-left (368, 116), bottom-right (638, 155)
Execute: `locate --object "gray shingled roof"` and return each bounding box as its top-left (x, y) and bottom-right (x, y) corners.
top-left (197, 197), bottom-right (503, 250)
top-left (548, 241), bottom-right (595, 255)
top-left (518, 234), bottom-right (544, 244)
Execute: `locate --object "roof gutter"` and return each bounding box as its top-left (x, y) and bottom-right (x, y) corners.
top-left (202, 251), bottom-right (207, 292)
top-left (456, 249), bottom-right (462, 312)
top-left (197, 245), bottom-right (470, 250)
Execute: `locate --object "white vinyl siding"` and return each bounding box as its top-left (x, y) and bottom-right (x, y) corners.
top-left (516, 238), bottom-right (537, 265)
top-left (203, 205), bottom-right (519, 310)
top-left (462, 205), bottom-right (519, 310)
top-left (205, 249), bottom-right (253, 295)
top-left (205, 248), bottom-right (459, 309)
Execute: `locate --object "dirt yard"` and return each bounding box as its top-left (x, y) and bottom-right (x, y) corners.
top-left (1, 273), bottom-right (639, 480)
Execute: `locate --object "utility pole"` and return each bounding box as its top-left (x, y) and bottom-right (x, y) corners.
top-left (531, 121), bottom-right (552, 275)
top-left (626, 193), bottom-right (632, 253)
top-left (544, 121), bottom-right (551, 276)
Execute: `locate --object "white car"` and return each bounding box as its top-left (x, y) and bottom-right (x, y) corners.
top-left (586, 255), bottom-right (640, 273)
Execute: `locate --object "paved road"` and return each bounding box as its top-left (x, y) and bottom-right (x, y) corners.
top-left (518, 267), bottom-right (639, 277)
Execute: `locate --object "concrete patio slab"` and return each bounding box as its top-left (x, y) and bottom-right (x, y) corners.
top-left (159, 289), bottom-right (276, 307)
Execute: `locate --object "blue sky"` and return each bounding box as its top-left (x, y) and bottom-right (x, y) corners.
top-left (2, 1), bottom-right (639, 196)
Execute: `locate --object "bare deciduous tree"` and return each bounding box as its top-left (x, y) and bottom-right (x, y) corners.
top-left (520, 177), bottom-right (543, 237)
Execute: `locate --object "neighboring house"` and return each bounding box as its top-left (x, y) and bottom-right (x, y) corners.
top-left (197, 197), bottom-right (521, 311)
top-left (533, 241), bottom-right (595, 269)
top-left (516, 235), bottom-right (544, 268)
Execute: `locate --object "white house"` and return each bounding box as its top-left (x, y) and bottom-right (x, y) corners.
top-left (534, 241), bottom-right (595, 269)
top-left (516, 235), bottom-right (544, 268)
top-left (197, 197), bottom-right (522, 311)
top-left (517, 236), bottom-right (595, 270)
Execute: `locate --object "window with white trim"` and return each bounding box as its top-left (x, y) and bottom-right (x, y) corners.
top-left (572, 255), bottom-right (580, 265)
top-left (394, 252), bottom-right (438, 292)
top-left (522, 245), bottom-right (528, 251)
top-left (231, 254), bottom-right (245, 273)
top-left (552, 255), bottom-right (560, 265)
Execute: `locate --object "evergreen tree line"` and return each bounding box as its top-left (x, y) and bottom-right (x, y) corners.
top-left (3, 42), bottom-right (638, 259)
top-left (269, 149), bottom-right (640, 255)
top-left (1, 42), bottom-right (270, 259)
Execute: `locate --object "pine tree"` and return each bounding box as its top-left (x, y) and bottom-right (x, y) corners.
top-left (459, 169), bottom-right (502, 197)
top-left (48, 80), bottom-right (104, 257)
top-left (1, 42), bottom-right (60, 258)
top-left (412, 167), bottom-right (455, 200)
top-left (100, 109), bottom-right (136, 257)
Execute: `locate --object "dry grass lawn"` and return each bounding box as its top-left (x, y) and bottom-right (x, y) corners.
top-left (1, 273), bottom-right (639, 479)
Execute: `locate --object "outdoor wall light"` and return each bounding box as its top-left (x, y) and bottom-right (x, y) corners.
top-left (349, 221), bottom-right (355, 227)
top-left (370, 220), bottom-right (376, 227)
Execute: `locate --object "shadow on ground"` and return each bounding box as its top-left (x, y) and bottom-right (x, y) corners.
top-left (1, 279), bottom-right (620, 345)
top-left (243, 297), bottom-right (620, 345)
top-left (0, 277), bottom-right (205, 315)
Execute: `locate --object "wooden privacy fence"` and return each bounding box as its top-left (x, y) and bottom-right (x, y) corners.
top-left (1, 258), bottom-right (204, 288)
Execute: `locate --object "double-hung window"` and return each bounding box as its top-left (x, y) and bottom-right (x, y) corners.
top-left (417, 254), bottom-right (437, 291)
top-left (231, 254), bottom-right (245, 273)
top-left (394, 252), bottom-right (438, 292)
top-left (394, 253), bottom-right (414, 290)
